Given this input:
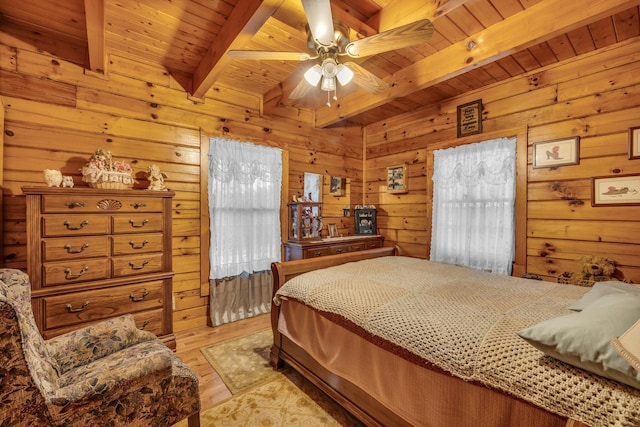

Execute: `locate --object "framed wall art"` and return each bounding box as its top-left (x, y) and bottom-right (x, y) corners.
top-left (387, 164), bottom-right (408, 194)
top-left (629, 126), bottom-right (640, 160)
top-left (532, 137), bottom-right (580, 169)
top-left (328, 223), bottom-right (338, 237)
top-left (329, 176), bottom-right (344, 196)
top-left (457, 99), bottom-right (483, 138)
top-left (591, 174), bottom-right (640, 206)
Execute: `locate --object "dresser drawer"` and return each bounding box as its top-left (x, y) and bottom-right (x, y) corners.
top-left (134, 308), bottom-right (165, 336)
top-left (42, 195), bottom-right (164, 213)
top-left (42, 215), bottom-right (109, 237)
top-left (41, 308), bottom-right (165, 340)
top-left (329, 244), bottom-right (352, 255)
top-left (112, 253), bottom-right (164, 277)
top-left (112, 214), bottom-right (164, 234)
top-left (43, 258), bottom-right (110, 287)
top-left (43, 236), bottom-right (110, 261)
top-left (303, 247), bottom-right (331, 258)
top-left (42, 280), bottom-right (165, 330)
top-left (112, 233), bottom-right (164, 255)
top-left (364, 240), bottom-right (383, 250)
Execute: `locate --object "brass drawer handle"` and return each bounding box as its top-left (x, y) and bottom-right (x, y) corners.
top-left (140, 320), bottom-right (150, 330)
top-left (128, 239), bottom-right (149, 249)
top-left (65, 202), bottom-right (86, 209)
top-left (130, 202), bottom-right (147, 209)
top-left (129, 290), bottom-right (150, 302)
top-left (129, 219), bottom-right (149, 228)
top-left (64, 243), bottom-right (89, 254)
top-left (129, 260), bottom-right (149, 270)
top-left (313, 251), bottom-right (323, 257)
top-left (129, 291), bottom-right (149, 302)
top-left (65, 301), bottom-right (90, 313)
top-left (64, 266), bottom-right (89, 279)
top-left (64, 220), bottom-right (89, 230)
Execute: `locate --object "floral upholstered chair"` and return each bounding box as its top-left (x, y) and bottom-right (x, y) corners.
top-left (0, 268), bottom-right (200, 426)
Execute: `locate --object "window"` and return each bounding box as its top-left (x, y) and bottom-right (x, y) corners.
top-left (208, 137), bottom-right (282, 279)
top-left (430, 137), bottom-right (516, 275)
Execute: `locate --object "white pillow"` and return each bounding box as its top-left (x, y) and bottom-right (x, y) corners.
top-left (613, 319), bottom-right (640, 373)
top-left (518, 293), bottom-right (640, 389)
top-left (569, 281), bottom-right (640, 311)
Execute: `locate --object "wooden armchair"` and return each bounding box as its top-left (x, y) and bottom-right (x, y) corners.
top-left (0, 268), bottom-right (200, 426)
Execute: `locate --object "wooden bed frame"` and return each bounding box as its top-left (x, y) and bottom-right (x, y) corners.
top-left (269, 247), bottom-right (590, 427)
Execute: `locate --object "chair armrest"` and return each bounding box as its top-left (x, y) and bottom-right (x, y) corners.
top-left (46, 314), bottom-right (158, 374)
top-left (53, 342), bottom-right (173, 404)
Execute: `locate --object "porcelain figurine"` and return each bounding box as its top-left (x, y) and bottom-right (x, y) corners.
top-left (43, 169), bottom-right (63, 187)
top-left (62, 176), bottom-right (74, 188)
top-left (146, 164), bottom-right (168, 191)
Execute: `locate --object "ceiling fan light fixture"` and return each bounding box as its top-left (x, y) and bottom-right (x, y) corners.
top-left (321, 58), bottom-right (338, 77)
top-left (321, 76), bottom-right (336, 92)
top-left (336, 64), bottom-right (354, 86)
top-left (304, 64), bottom-right (323, 86)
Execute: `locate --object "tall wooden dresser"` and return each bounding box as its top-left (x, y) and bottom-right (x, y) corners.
top-left (22, 187), bottom-right (176, 349)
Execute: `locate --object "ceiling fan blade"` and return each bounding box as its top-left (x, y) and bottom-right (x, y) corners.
top-left (345, 19), bottom-right (434, 58)
top-left (228, 50), bottom-right (313, 61)
top-left (344, 62), bottom-right (388, 95)
top-left (289, 78), bottom-right (316, 100)
top-left (301, 0), bottom-right (335, 46)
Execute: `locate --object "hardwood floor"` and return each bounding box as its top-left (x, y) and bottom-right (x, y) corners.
top-left (174, 314), bottom-right (271, 411)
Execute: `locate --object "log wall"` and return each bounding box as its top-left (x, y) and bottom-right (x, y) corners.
top-left (364, 36), bottom-right (640, 283)
top-left (0, 31), bottom-right (363, 332)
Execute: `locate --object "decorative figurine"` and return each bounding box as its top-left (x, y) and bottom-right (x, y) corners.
top-left (146, 164), bottom-right (168, 191)
top-left (62, 176), bottom-right (75, 188)
top-left (43, 169), bottom-right (63, 187)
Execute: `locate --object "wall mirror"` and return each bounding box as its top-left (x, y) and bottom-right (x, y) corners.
top-left (303, 172), bottom-right (322, 202)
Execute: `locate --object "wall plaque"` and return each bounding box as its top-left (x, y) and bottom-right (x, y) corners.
top-left (457, 99), bottom-right (483, 138)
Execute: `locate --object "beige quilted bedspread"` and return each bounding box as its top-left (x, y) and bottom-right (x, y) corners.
top-left (275, 256), bottom-right (640, 427)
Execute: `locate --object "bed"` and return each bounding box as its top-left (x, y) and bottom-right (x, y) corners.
top-left (269, 247), bottom-right (640, 427)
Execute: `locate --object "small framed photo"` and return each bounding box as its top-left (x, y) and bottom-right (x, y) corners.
top-left (532, 137), bottom-right (580, 169)
top-left (329, 176), bottom-right (344, 196)
top-left (591, 174), bottom-right (640, 206)
top-left (387, 164), bottom-right (408, 194)
top-left (629, 127), bottom-right (640, 160)
top-left (328, 223), bottom-right (338, 237)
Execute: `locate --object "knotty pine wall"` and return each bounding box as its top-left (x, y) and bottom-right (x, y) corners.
top-left (365, 36), bottom-right (640, 283)
top-left (0, 31), bottom-right (363, 332)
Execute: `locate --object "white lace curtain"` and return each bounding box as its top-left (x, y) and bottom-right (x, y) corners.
top-left (208, 138), bottom-right (282, 279)
top-left (430, 137), bottom-right (516, 275)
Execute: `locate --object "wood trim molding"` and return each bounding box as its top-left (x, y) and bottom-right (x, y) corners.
top-left (199, 131), bottom-right (210, 296)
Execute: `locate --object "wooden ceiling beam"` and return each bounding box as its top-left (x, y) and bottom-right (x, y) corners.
top-left (83, 0), bottom-right (106, 74)
top-left (191, 0), bottom-right (285, 100)
top-left (368, 0), bottom-right (470, 32)
top-left (316, 0), bottom-right (640, 127)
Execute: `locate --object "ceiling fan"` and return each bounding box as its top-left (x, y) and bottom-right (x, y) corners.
top-left (228, 0), bottom-right (434, 106)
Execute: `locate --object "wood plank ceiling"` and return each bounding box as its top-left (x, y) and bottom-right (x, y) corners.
top-left (1, 0), bottom-right (639, 128)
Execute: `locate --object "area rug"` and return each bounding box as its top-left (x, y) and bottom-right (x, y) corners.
top-left (175, 370), bottom-right (363, 427)
top-left (200, 328), bottom-right (280, 394)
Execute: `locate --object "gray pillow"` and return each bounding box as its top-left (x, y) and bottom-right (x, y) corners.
top-left (518, 293), bottom-right (640, 389)
top-left (569, 281), bottom-right (640, 311)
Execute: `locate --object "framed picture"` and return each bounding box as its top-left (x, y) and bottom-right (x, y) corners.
top-left (457, 99), bottom-right (483, 138)
top-left (532, 137), bottom-right (580, 169)
top-left (629, 127), bottom-right (640, 160)
top-left (387, 164), bottom-right (408, 194)
top-left (591, 174), bottom-right (640, 206)
top-left (329, 176), bottom-right (344, 196)
top-left (328, 223), bottom-right (338, 237)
